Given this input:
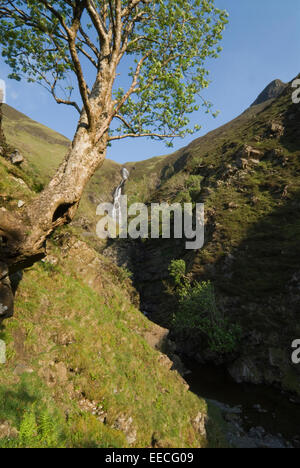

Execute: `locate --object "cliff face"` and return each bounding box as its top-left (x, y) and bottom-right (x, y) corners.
top-left (105, 75), bottom-right (300, 398)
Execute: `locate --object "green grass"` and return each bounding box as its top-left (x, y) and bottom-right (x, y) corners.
top-left (0, 233), bottom-right (222, 447)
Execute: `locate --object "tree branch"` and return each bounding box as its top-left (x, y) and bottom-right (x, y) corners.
top-left (79, 26), bottom-right (101, 60)
top-left (121, 0), bottom-right (151, 18)
top-left (76, 41), bottom-right (98, 68)
top-left (114, 114), bottom-right (135, 132)
top-left (86, 0), bottom-right (109, 47)
top-left (50, 75), bottom-right (81, 113)
top-left (37, 0), bottom-right (71, 34)
top-left (113, 52), bottom-right (150, 115)
top-left (108, 132), bottom-right (180, 142)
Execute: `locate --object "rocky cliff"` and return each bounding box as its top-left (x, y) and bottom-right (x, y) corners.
top-left (104, 76), bottom-right (300, 399)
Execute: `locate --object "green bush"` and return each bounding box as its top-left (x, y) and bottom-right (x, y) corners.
top-left (169, 259), bottom-right (187, 286)
top-left (118, 267), bottom-right (133, 282)
top-left (169, 260), bottom-right (241, 354)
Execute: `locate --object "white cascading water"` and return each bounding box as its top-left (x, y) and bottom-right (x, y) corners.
top-left (112, 167), bottom-right (130, 224)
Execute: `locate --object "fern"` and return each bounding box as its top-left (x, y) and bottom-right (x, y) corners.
top-left (39, 410), bottom-right (63, 448)
top-left (19, 409), bottom-right (38, 447)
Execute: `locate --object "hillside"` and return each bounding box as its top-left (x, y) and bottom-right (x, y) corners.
top-left (104, 76), bottom-right (300, 401)
top-left (0, 133), bottom-right (226, 447)
top-left (2, 104), bottom-right (70, 184)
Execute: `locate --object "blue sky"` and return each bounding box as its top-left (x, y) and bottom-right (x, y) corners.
top-left (0, 0), bottom-right (299, 164)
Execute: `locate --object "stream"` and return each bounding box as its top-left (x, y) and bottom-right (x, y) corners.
top-left (183, 358), bottom-right (300, 448)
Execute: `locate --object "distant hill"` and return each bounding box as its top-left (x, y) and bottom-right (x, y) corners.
top-left (251, 79), bottom-right (287, 107)
top-left (2, 104), bottom-right (70, 183)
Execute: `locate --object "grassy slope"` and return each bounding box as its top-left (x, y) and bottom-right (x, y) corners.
top-left (0, 154), bottom-right (226, 448)
top-left (124, 151), bottom-right (184, 204)
top-left (3, 80), bottom-right (300, 399)
top-left (2, 104), bottom-right (70, 185)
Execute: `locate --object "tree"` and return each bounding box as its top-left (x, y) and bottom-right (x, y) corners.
top-left (0, 0), bottom-right (227, 319)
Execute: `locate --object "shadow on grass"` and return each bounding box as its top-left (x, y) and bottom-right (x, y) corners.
top-left (0, 375), bottom-right (39, 428)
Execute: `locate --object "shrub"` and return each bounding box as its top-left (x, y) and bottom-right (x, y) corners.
top-left (169, 259), bottom-right (187, 286)
top-left (169, 260), bottom-right (241, 354)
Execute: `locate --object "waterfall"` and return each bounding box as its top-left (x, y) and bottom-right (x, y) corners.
top-left (112, 167), bottom-right (130, 224)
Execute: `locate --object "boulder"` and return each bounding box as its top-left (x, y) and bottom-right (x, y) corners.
top-left (192, 412), bottom-right (208, 437)
top-left (144, 324), bottom-right (169, 351)
top-left (13, 364), bottom-right (34, 376)
top-left (266, 121), bottom-right (285, 138)
top-left (240, 145), bottom-right (263, 159)
top-left (113, 414), bottom-right (137, 445)
top-left (0, 421), bottom-right (19, 440)
top-left (228, 357), bottom-right (263, 385)
top-left (235, 145), bottom-right (263, 169)
top-left (10, 149), bottom-right (24, 165)
top-left (0, 340), bottom-right (6, 364)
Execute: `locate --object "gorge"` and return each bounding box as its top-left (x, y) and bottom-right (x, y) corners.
top-left (0, 74), bottom-right (300, 448)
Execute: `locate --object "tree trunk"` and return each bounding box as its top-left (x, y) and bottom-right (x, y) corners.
top-left (0, 116), bottom-right (108, 320)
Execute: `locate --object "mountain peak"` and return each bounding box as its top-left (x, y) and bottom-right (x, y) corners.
top-left (251, 79), bottom-right (287, 107)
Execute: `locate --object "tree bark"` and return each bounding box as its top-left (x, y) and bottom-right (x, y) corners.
top-left (0, 112), bottom-right (108, 304)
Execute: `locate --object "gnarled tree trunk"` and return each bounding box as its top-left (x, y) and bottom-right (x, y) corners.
top-left (0, 109), bottom-right (109, 320)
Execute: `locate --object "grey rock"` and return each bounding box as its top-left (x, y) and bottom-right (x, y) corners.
top-left (228, 357), bottom-right (262, 385)
top-left (14, 363), bottom-right (34, 375)
top-left (10, 149), bottom-right (24, 165)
